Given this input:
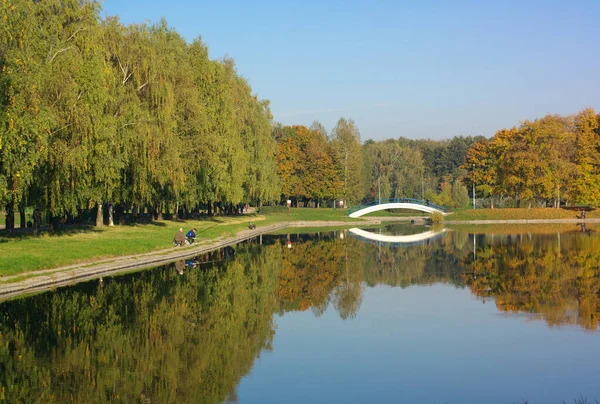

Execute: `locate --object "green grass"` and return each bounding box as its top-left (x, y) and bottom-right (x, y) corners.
top-left (0, 212), bottom-right (34, 228)
top-left (0, 208), bottom-right (364, 277)
top-left (447, 207), bottom-right (600, 221)
top-left (267, 207), bottom-right (356, 221)
top-left (447, 222), bottom-right (599, 234)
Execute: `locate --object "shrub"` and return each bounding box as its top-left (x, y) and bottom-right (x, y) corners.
top-left (430, 211), bottom-right (444, 224)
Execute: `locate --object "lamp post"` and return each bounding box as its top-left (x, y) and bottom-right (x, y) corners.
top-left (472, 164), bottom-right (476, 209)
top-left (378, 176), bottom-right (381, 205)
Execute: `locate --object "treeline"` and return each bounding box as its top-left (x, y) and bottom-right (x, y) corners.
top-left (276, 109), bottom-right (600, 210)
top-left (462, 109), bottom-right (600, 207)
top-left (0, 0), bottom-right (279, 230)
top-left (3, 2), bottom-right (599, 233)
top-left (274, 121), bottom-right (480, 208)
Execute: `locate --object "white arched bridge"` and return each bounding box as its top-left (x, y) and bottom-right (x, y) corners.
top-left (348, 198), bottom-right (447, 218)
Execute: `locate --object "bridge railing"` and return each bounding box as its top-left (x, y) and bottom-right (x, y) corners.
top-left (347, 198), bottom-right (446, 215)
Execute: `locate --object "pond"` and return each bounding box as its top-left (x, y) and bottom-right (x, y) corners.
top-left (1, 223), bottom-right (599, 403)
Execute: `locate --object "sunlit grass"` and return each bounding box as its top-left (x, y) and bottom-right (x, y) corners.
top-left (447, 223), bottom-right (599, 234)
top-left (0, 208), bottom-right (363, 277)
top-left (448, 207), bottom-right (600, 221)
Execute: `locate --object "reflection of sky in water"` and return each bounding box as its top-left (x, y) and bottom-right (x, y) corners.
top-left (238, 284), bottom-right (599, 403)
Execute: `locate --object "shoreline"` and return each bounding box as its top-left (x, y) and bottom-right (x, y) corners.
top-left (1, 216), bottom-right (598, 302)
top-left (0, 219), bottom-right (392, 301)
top-left (445, 218), bottom-right (600, 224)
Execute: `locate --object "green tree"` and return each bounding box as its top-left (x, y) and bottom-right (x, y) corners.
top-left (570, 108), bottom-right (600, 204)
top-left (451, 181), bottom-right (469, 208)
top-left (331, 118), bottom-right (364, 206)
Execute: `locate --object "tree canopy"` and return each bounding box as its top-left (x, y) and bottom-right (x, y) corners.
top-left (1, 0), bottom-right (279, 229)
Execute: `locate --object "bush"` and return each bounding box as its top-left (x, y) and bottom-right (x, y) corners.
top-left (430, 211), bottom-right (444, 224)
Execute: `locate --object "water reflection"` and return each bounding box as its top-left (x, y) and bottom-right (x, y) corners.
top-left (348, 226), bottom-right (446, 245)
top-left (0, 225), bottom-right (599, 402)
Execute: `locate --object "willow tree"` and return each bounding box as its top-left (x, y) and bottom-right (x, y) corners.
top-left (0, 0), bottom-right (55, 229)
top-left (217, 58), bottom-right (248, 210)
top-left (364, 139), bottom-right (425, 202)
top-left (36, 0), bottom-right (112, 226)
top-left (143, 21), bottom-right (187, 219)
top-left (242, 97), bottom-right (280, 207)
top-left (98, 17), bottom-right (147, 225)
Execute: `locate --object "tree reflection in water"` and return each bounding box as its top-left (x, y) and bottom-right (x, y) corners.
top-left (0, 226), bottom-right (598, 401)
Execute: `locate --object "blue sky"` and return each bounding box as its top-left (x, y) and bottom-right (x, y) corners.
top-left (102, 0), bottom-right (600, 141)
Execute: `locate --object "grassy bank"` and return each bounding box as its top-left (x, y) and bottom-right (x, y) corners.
top-left (447, 207), bottom-right (600, 221)
top-left (447, 222), bottom-right (599, 234)
top-left (3, 206), bottom-right (598, 278)
top-left (0, 208), bottom-right (360, 277)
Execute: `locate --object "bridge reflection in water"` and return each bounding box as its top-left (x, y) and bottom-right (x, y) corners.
top-left (348, 227), bottom-right (446, 247)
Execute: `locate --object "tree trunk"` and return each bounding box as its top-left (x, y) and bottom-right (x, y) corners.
top-left (148, 205), bottom-right (154, 222)
top-left (115, 204), bottom-right (125, 225)
top-left (208, 201), bottom-right (213, 216)
top-left (96, 202), bottom-right (104, 227)
top-left (107, 203), bottom-right (114, 226)
top-left (5, 203), bottom-right (15, 232)
top-left (156, 202), bottom-right (163, 221)
top-left (19, 206), bottom-right (26, 228)
top-left (32, 207), bottom-right (41, 235)
top-left (164, 200), bottom-right (170, 220)
top-left (49, 216), bottom-right (61, 232)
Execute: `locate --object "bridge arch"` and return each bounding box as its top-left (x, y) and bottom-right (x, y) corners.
top-left (348, 198), bottom-right (446, 218)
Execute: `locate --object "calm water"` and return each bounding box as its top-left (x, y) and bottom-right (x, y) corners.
top-left (1, 224), bottom-right (599, 403)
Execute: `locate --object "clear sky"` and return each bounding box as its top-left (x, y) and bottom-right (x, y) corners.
top-left (101, 0), bottom-right (600, 141)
